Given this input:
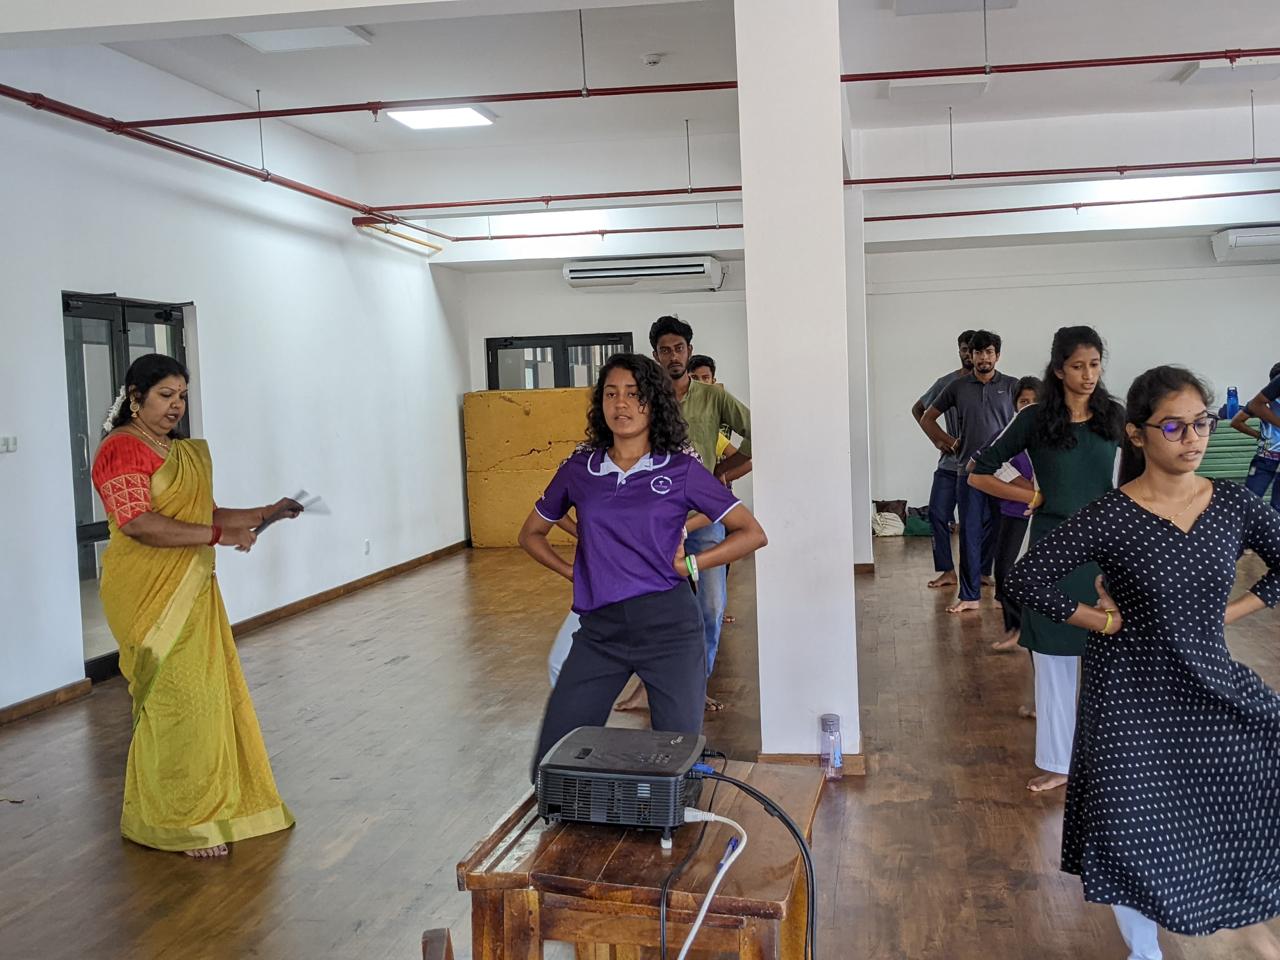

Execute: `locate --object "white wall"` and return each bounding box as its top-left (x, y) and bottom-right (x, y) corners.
top-left (454, 263), bottom-right (755, 506)
top-left (0, 45), bottom-right (469, 709)
top-left (866, 236), bottom-right (1280, 506)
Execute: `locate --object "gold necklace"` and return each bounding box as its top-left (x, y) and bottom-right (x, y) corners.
top-left (130, 421), bottom-right (171, 455)
top-left (1140, 480), bottom-right (1201, 523)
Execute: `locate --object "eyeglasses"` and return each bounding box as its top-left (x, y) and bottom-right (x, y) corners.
top-left (1142, 416), bottom-right (1219, 441)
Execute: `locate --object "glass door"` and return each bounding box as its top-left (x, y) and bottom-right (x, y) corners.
top-left (62, 294), bottom-right (188, 672)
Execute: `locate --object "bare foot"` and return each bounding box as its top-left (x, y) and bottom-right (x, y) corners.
top-left (991, 631), bottom-right (1021, 652)
top-left (946, 600), bottom-right (981, 614)
top-left (1017, 704), bottom-right (1037, 719)
top-left (705, 696), bottom-right (725, 713)
top-left (1026, 772), bottom-right (1068, 792)
top-left (927, 572), bottom-right (958, 589)
top-left (183, 844), bottom-right (228, 859)
top-left (615, 680), bottom-right (650, 712)
top-left (1239, 923), bottom-right (1280, 959)
top-left (722, 614), bottom-right (735, 625)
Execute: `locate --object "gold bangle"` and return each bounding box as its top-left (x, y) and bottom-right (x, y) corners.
top-left (1102, 609), bottom-right (1117, 635)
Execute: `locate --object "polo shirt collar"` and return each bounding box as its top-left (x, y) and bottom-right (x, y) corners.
top-left (587, 449), bottom-right (672, 480)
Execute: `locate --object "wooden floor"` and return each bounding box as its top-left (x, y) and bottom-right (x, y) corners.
top-left (1, 538), bottom-right (1277, 959)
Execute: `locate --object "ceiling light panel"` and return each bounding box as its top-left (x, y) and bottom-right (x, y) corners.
top-left (387, 107), bottom-right (495, 130)
top-left (1179, 57), bottom-right (1280, 85)
top-left (888, 76), bottom-right (989, 103)
top-left (894, 0), bottom-right (1015, 15)
top-left (234, 26), bottom-right (372, 54)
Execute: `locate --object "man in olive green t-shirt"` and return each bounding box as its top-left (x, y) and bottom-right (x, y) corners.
top-left (649, 316), bottom-right (752, 704)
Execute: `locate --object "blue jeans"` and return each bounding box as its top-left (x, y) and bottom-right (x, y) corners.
top-left (1246, 455), bottom-right (1280, 511)
top-left (956, 481), bottom-right (1000, 601)
top-left (685, 522), bottom-right (728, 676)
top-left (928, 466), bottom-right (959, 573)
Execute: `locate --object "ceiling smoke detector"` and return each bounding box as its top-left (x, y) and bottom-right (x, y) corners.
top-left (643, 52), bottom-right (665, 67)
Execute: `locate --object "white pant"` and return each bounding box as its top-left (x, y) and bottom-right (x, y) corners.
top-left (1113, 905), bottom-right (1162, 960)
top-left (1033, 652), bottom-right (1079, 775)
top-left (547, 612), bottom-right (580, 687)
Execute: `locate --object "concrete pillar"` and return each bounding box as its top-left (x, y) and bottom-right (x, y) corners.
top-left (735, 0), bottom-right (860, 755)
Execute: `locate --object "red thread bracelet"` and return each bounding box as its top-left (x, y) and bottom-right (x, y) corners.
top-left (209, 524), bottom-right (222, 546)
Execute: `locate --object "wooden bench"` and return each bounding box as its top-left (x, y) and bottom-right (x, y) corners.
top-left (456, 760), bottom-right (824, 959)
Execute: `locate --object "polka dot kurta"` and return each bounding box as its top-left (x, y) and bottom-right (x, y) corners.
top-left (1006, 480), bottom-right (1280, 935)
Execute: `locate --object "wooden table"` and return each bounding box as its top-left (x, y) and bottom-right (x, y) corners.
top-left (456, 761), bottom-right (824, 960)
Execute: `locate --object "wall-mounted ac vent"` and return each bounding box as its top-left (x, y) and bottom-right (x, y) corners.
top-left (563, 257), bottom-right (724, 293)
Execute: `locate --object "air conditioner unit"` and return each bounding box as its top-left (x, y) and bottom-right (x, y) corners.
top-left (1211, 227), bottom-right (1280, 263)
top-left (563, 256), bottom-right (724, 293)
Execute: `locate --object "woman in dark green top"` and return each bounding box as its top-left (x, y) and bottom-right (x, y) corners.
top-left (971, 326), bottom-right (1124, 793)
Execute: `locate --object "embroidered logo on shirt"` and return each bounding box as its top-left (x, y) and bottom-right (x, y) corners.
top-left (650, 476), bottom-right (673, 495)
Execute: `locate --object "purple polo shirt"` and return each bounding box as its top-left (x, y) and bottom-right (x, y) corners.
top-left (536, 447), bottom-right (742, 614)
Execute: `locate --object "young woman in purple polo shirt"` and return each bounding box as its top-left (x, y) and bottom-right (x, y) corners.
top-left (520, 354), bottom-right (768, 775)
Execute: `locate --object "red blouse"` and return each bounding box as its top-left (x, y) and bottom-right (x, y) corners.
top-left (92, 434), bottom-right (165, 527)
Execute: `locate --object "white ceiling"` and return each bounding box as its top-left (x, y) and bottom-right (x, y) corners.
top-left (839, 0), bottom-right (1280, 126)
top-left (74, 0), bottom-right (1280, 154)
top-left (108, 1), bottom-right (740, 153)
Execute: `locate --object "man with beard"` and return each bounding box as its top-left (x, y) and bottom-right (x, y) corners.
top-left (912, 331), bottom-right (975, 589)
top-left (919, 330), bottom-right (1018, 614)
top-left (649, 316), bottom-right (751, 711)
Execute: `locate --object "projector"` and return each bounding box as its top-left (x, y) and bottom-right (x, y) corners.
top-left (536, 727), bottom-right (706, 840)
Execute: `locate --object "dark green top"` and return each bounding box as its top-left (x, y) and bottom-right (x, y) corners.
top-left (974, 404), bottom-right (1121, 656)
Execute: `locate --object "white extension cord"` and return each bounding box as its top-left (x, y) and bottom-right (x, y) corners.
top-left (675, 808), bottom-right (749, 960)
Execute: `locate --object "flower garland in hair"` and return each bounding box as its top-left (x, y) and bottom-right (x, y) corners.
top-left (102, 386), bottom-right (127, 435)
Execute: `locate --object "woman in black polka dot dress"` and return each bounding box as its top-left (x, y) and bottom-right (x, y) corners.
top-left (1007, 366), bottom-right (1280, 959)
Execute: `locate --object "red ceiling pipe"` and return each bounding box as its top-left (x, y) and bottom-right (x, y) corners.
top-left (0, 81), bottom-right (453, 243)
top-left (352, 216), bottom-right (741, 242)
top-left (841, 46), bottom-right (1280, 82)
top-left (114, 45), bottom-right (1280, 130)
top-left (119, 80), bottom-right (738, 129)
top-left (366, 157), bottom-right (1280, 216)
top-left (372, 183), bottom-right (744, 213)
top-left (863, 185), bottom-right (1280, 223)
top-left (848, 156), bottom-right (1280, 186)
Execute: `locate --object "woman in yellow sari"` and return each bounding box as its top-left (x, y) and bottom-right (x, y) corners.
top-left (91, 354), bottom-right (296, 859)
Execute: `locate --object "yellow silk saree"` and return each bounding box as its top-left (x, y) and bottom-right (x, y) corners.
top-left (99, 439), bottom-right (293, 851)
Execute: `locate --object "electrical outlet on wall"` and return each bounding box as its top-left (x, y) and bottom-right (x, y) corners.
top-left (363, 539), bottom-right (371, 556)
top-left (0, 436), bottom-right (17, 453)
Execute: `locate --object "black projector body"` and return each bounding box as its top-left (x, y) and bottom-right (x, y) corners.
top-left (536, 727), bottom-right (706, 837)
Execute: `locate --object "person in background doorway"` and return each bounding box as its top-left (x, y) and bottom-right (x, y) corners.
top-left (91, 353), bottom-right (299, 859)
top-left (1235, 361), bottom-right (1280, 513)
top-left (651, 318), bottom-right (753, 711)
top-left (913, 331), bottom-right (976, 589)
top-left (920, 330), bottom-right (1017, 614)
top-left (1006, 365), bottom-right (1280, 960)
top-left (520, 354), bottom-right (767, 776)
top-left (970, 326), bottom-right (1124, 793)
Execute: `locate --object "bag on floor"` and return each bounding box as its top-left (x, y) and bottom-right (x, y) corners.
top-left (871, 511), bottom-right (906, 537)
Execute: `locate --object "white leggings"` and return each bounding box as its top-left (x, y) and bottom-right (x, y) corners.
top-left (1113, 905), bottom-right (1162, 960)
top-left (1032, 652), bottom-right (1079, 774)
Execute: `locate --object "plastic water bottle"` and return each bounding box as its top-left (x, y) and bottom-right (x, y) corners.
top-left (820, 714), bottom-right (843, 781)
top-left (1227, 386), bottom-right (1240, 418)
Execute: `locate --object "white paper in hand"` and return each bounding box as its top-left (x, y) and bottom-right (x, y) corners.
top-left (291, 489), bottom-right (331, 516)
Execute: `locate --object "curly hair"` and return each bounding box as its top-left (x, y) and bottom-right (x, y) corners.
top-left (585, 353), bottom-right (689, 453)
top-left (648, 315), bottom-right (693, 350)
top-left (1034, 325), bottom-right (1124, 450)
